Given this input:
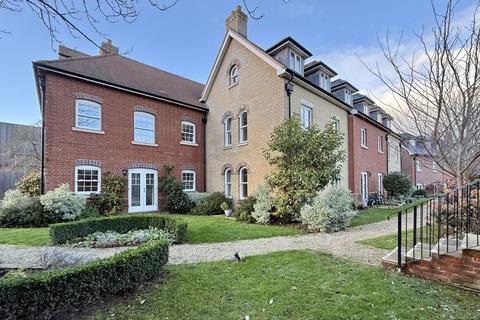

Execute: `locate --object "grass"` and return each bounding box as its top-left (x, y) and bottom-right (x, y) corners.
top-left (0, 227), bottom-right (50, 246)
top-left (350, 198), bottom-right (429, 227)
top-left (0, 214), bottom-right (302, 246)
top-left (358, 225), bottom-right (441, 250)
top-left (89, 250), bottom-right (480, 320)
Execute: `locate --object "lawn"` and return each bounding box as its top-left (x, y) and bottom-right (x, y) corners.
top-left (89, 250), bottom-right (479, 320)
top-left (0, 214), bottom-right (302, 246)
top-left (350, 198), bottom-right (429, 227)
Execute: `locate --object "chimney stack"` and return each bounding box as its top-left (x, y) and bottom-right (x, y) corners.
top-left (225, 5), bottom-right (248, 38)
top-left (99, 39), bottom-right (119, 56)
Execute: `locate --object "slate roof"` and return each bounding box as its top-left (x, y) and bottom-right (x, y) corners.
top-left (331, 79), bottom-right (359, 92)
top-left (35, 54), bottom-right (206, 110)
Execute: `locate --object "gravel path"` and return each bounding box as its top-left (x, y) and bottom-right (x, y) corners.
top-left (0, 214), bottom-right (408, 269)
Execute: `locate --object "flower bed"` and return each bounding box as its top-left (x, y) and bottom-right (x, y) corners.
top-left (0, 240), bottom-right (169, 320)
top-left (49, 213), bottom-right (187, 245)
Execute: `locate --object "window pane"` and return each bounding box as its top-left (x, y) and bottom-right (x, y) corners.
top-left (241, 113), bottom-right (247, 126)
top-left (77, 116), bottom-right (100, 130)
top-left (77, 103), bottom-right (100, 118)
top-left (76, 167), bottom-right (100, 193)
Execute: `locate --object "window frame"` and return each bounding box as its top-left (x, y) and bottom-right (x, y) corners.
top-left (360, 171), bottom-right (369, 201)
top-left (239, 167), bottom-right (248, 200)
top-left (333, 118), bottom-right (340, 133)
top-left (416, 160), bottom-right (422, 172)
top-left (239, 111), bottom-right (248, 144)
top-left (377, 173), bottom-right (383, 194)
top-left (300, 105), bottom-right (313, 129)
top-left (289, 50), bottom-right (303, 74)
top-left (181, 121), bottom-right (196, 144)
top-left (229, 65), bottom-right (239, 86)
top-left (344, 90), bottom-right (352, 105)
top-left (224, 168), bottom-right (232, 198)
top-left (181, 170), bottom-right (196, 192)
top-left (377, 136), bottom-right (384, 153)
top-left (75, 99), bottom-right (102, 131)
top-left (224, 116), bottom-right (232, 147)
top-left (133, 111), bottom-right (156, 145)
top-left (74, 165), bottom-right (101, 195)
top-left (360, 128), bottom-right (368, 148)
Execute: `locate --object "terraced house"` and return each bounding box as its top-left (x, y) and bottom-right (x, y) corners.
top-left (34, 6), bottom-right (403, 209)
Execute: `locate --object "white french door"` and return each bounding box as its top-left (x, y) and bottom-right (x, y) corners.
top-left (360, 172), bottom-right (369, 202)
top-left (128, 169), bottom-right (158, 213)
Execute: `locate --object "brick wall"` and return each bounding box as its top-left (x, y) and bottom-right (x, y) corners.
top-left (348, 114), bottom-right (388, 200)
top-left (43, 72), bottom-right (206, 197)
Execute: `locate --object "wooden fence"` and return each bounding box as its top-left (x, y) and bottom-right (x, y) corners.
top-left (0, 170), bottom-right (25, 198)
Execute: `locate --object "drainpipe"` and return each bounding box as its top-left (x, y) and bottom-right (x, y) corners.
top-left (40, 77), bottom-right (46, 195)
top-left (285, 72), bottom-right (295, 118)
top-left (202, 116), bottom-right (207, 192)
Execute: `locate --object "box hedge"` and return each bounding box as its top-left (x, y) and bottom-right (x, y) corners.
top-left (0, 239), bottom-right (169, 320)
top-left (49, 214), bottom-right (187, 245)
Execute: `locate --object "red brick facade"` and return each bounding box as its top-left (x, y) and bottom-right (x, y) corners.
top-left (401, 148), bottom-right (451, 190)
top-left (348, 113), bottom-right (388, 202)
top-left (43, 72), bottom-right (206, 201)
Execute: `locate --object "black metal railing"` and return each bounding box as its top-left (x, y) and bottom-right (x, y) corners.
top-left (396, 180), bottom-right (480, 269)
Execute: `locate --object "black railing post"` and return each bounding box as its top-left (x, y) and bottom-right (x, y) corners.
top-left (467, 184), bottom-right (471, 248)
top-left (397, 211), bottom-right (402, 270)
top-left (477, 181), bottom-right (479, 247)
top-left (437, 197), bottom-right (441, 254)
top-left (446, 193), bottom-right (449, 252)
top-left (413, 205), bottom-right (418, 247)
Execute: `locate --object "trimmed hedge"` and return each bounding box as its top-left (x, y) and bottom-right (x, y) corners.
top-left (49, 214), bottom-right (187, 245)
top-left (0, 240), bottom-right (169, 320)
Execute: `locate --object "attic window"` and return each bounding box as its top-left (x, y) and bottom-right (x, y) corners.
top-left (229, 65), bottom-right (238, 86)
top-left (289, 51), bottom-right (302, 74)
top-left (344, 90), bottom-right (353, 105)
top-left (319, 72), bottom-right (331, 91)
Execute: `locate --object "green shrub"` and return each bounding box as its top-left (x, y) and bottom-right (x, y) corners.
top-left (0, 240), bottom-right (169, 320)
top-left (252, 181), bottom-right (273, 224)
top-left (158, 165), bottom-right (194, 213)
top-left (187, 192), bottom-right (209, 205)
top-left (49, 213), bottom-right (187, 245)
top-left (90, 172), bottom-right (126, 215)
top-left (15, 170), bottom-right (40, 197)
top-left (40, 184), bottom-right (86, 221)
top-left (0, 191), bottom-right (51, 227)
top-left (300, 188), bottom-right (357, 232)
top-left (191, 192), bottom-right (232, 215)
top-left (411, 189), bottom-right (428, 197)
top-left (236, 196), bottom-right (257, 223)
top-left (383, 172), bottom-right (412, 198)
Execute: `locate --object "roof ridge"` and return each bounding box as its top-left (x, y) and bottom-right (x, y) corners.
top-left (35, 54), bottom-right (112, 64)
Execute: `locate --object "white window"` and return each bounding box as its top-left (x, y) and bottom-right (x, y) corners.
top-left (134, 112), bottom-right (155, 144)
top-left (363, 104), bottom-right (370, 114)
top-left (432, 161), bottom-right (438, 172)
top-left (75, 100), bottom-right (101, 131)
top-left (181, 121), bottom-right (196, 144)
top-left (181, 170), bottom-right (196, 191)
top-left (377, 136), bottom-right (384, 153)
top-left (333, 118), bottom-right (340, 133)
top-left (224, 116), bottom-right (232, 147)
top-left (377, 173), bottom-right (383, 194)
top-left (239, 111), bottom-right (248, 144)
top-left (344, 90), bottom-right (352, 105)
top-left (416, 183), bottom-right (424, 190)
top-left (289, 51), bottom-right (302, 74)
top-left (333, 178), bottom-right (341, 188)
top-left (360, 128), bottom-right (367, 148)
top-left (239, 167), bottom-right (248, 199)
top-left (224, 168), bottom-right (232, 198)
top-left (360, 172), bottom-right (369, 201)
top-left (229, 65), bottom-right (238, 86)
top-left (416, 160), bottom-right (422, 172)
top-left (319, 72), bottom-right (331, 91)
top-left (75, 165), bottom-right (101, 194)
top-left (300, 105), bottom-right (312, 129)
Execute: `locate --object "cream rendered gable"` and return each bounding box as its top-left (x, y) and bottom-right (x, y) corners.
top-left (204, 35), bottom-right (286, 203)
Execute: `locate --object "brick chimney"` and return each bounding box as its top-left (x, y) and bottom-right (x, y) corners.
top-left (99, 39), bottom-right (119, 55)
top-left (225, 5), bottom-right (248, 38)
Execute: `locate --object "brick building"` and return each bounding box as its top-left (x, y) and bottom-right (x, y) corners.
top-left (33, 42), bottom-right (207, 213)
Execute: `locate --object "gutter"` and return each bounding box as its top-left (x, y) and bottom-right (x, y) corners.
top-left (202, 116), bottom-right (207, 192)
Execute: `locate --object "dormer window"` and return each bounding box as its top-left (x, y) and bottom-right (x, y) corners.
top-left (289, 51), bottom-right (302, 74)
top-left (229, 65), bottom-right (238, 86)
top-left (363, 104), bottom-right (369, 114)
top-left (344, 90), bottom-right (353, 105)
top-left (319, 72), bottom-right (331, 91)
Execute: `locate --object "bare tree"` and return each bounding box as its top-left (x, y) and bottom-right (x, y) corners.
top-left (364, 0), bottom-right (480, 187)
top-left (0, 0), bottom-right (281, 49)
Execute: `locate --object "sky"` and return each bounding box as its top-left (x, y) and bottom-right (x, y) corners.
top-left (0, 0), bottom-right (475, 125)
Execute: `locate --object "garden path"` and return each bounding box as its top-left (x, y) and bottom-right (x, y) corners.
top-left (0, 214), bottom-right (407, 269)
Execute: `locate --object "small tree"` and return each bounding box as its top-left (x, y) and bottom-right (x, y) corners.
top-left (383, 172), bottom-right (412, 198)
top-left (91, 172), bottom-right (127, 215)
top-left (15, 170), bottom-right (41, 197)
top-left (264, 117), bottom-right (346, 222)
top-left (158, 165), bottom-right (194, 214)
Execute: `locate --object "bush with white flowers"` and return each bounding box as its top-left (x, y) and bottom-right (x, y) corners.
top-left (0, 189), bottom-right (34, 212)
top-left (252, 181), bottom-right (273, 224)
top-left (300, 187), bottom-right (356, 232)
top-left (40, 184), bottom-right (86, 221)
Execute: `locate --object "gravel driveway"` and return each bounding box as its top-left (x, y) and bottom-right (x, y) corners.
top-left (0, 215), bottom-right (405, 269)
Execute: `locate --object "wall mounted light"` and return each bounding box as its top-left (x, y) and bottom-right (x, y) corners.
top-left (122, 168), bottom-right (128, 176)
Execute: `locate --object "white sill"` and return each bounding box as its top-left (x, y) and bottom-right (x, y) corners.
top-left (180, 141), bottom-right (198, 147)
top-left (223, 145), bottom-right (232, 150)
top-left (238, 142), bottom-right (248, 147)
top-left (378, 150), bottom-right (384, 154)
top-left (131, 141), bottom-right (158, 147)
top-left (183, 189), bottom-right (196, 192)
top-left (228, 82), bottom-right (239, 89)
top-left (72, 127), bottom-right (105, 135)
top-left (361, 145), bottom-right (368, 149)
